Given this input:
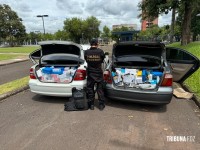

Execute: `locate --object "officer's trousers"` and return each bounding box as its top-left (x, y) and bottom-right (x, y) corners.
top-left (87, 75), bottom-right (105, 104)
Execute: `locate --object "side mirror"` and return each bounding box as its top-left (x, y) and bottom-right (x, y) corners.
top-left (105, 52), bottom-right (109, 55)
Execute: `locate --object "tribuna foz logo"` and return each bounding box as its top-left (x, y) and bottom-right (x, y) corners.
top-left (166, 136), bottom-right (195, 142)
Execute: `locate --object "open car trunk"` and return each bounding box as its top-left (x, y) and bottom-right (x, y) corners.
top-left (111, 42), bottom-right (165, 90)
top-left (29, 41), bottom-right (85, 83)
top-left (35, 54), bottom-right (84, 83)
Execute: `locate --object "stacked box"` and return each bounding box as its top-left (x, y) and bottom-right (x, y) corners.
top-left (39, 66), bottom-right (77, 83)
top-left (112, 68), bottom-right (163, 89)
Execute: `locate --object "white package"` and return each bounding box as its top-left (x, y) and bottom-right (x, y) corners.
top-left (123, 74), bottom-right (132, 83)
top-left (125, 69), bottom-right (137, 75)
top-left (36, 69), bottom-right (42, 77)
top-left (116, 70), bottom-right (122, 82)
top-left (136, 76), bottom-right (143, 84)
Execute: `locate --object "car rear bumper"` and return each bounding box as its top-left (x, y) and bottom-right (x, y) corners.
top-left (29, 79), bottom-right (86, 97)
top-left (104, 84), bottom-right (173, 104)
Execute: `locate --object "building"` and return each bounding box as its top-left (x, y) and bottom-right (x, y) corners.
top-left (141, 18), bottom-right (158, 31)
top-left (112, 24), bottom-right (137, 30)
top-left (141, 0), bottom-right (158, 31)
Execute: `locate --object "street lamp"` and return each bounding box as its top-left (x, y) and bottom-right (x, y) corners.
top-left (37, 15), bottom-right (48, 34)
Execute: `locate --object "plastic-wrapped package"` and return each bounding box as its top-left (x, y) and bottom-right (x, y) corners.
top-left (112, 67), bottom-right (163, 90)
top-left (38, 66), bottom-right (77, 83)
top-left (52, 74), bottom-right (60, 82)
top-left (36, 69), bottom-right (43, 78)
top-left (123, 74), bottom-right (132, 84)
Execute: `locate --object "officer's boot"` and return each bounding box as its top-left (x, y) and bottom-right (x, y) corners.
top-left (99, 99), bottom-right (105, 111)
top-left (88, 101), bottom-right (94, 110)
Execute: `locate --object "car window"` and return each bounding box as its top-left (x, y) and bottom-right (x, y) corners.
top-left (114, 55), bottom-right (161, 68)
top-left (166, 48), bottom-right (195, 61)
top-left (114, 44), bottom-right (163, 58)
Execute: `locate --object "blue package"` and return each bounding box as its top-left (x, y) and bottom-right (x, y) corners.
top-left (42, 67), bottom-right (52, 74)
top-left (152, 71), bottom-right (163, 77)
top-left (121, 68), bottom-right (125, 74)
top-left (142, 69), bottom-right (146, 82)
top-left (56, 67), bottom-right (65, 70)
top-left (52, 68), bottom-right (63, 75)
top-left (150, 80), bottom-right (157, 84)
top-left (112, 72), bottom-right (116, 77)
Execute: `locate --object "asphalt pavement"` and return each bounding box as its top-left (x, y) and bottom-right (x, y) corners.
top-left (0, 90), bottom-right (199, 150)
top-left (0, 60), bottom-right (32, 84)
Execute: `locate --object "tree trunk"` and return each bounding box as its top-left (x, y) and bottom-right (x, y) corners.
top-left (170, 8), bottom-right (176, 43)
top-left (181, 1), bottom-right (193, 45)
top-left (193, 33), bottom-right (197, 41)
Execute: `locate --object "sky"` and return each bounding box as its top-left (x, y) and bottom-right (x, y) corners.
top-left (0, 0), bottom-right (172, 33)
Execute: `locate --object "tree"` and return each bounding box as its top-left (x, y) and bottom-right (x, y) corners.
top-left (0, 4), bottom-right (26, 46)
top-left (138, 25), bottom-right (161, 41)
top-left (138, 0), bottom-right (200, 45)
top-left (84, 16), bottom-right (101, 40)
top-left (63, 16), bottom-right (101, 43)
top-left (54, 30), bottom-right (69, 41)
top-left (63, 17), bottom-right (83, 43)
top-left (101, 26), bottom-right (111, 38)
top-left (43, 33), bottom-right (55, 40)
top-left (190, 7), bottom-right (200, 41)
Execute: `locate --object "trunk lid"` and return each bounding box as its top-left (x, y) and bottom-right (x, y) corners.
top-left (112, 41), bottom-right (164, 69)
top-left (29, 41), bottom-right (83, 64)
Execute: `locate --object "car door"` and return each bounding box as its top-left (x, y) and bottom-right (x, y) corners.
top-left (166, 47), bottom-right (199, 83)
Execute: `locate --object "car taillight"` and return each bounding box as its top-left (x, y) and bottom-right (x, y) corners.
top-left (30, 68), bottom-right (36, 79)
top-left (103, 70), bottom-right (112, 84)
top-left (161, 73), bottom-right (173, 86)
top-left (74, 69), bottom-right (86, 80)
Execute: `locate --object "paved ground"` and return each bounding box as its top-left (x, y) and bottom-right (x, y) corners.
top-left (0, 44), bottom-right (200, 149)
top-left (0, 60), bottom-right (32, 84)
top-left (0, 90), bottom-right (199, 150)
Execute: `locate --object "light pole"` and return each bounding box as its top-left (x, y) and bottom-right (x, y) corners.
top-left (37, 15), bottom-right (48, 35)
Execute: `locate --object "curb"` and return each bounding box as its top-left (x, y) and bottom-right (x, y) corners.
top-left (0, 58), bottom-right (29, 66)
top-left (0, 85), bottom-right (29, 101)
top-left (181, 84), bottom-right (200, 108)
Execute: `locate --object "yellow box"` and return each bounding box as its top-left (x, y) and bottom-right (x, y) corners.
top-left (137, 70), bottom-right (142, 76)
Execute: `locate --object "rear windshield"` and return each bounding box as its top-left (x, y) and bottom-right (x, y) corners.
top-left (113, 55), bottom-right (161, 68)
top-left (114, 44), bottom-right (163, 58)
top-left (41, 44), bottom-right (80, 56)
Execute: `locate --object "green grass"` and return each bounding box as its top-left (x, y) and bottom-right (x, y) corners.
top-left (0, 54), bottom-right (22, 61)
top-left (168, 42), bottom-right (200, 99)
top-left (168, 42), bottom-right (200, 58)
top-left (0, 76), bottom-right (29, 95)
top-left (0, 46), bottom-right (39, 53)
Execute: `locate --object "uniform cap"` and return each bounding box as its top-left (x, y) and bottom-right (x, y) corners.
top-left (90, 38), bottom-right (98, 46)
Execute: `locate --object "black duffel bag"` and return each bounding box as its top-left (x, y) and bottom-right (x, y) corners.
top-left (64, 87), bottom-right (88, 111)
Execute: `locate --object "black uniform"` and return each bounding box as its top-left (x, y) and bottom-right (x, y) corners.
top-left (84, 47), bottom-right (105, 105)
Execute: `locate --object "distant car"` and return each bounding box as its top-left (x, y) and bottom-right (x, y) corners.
top-left (103, 41), bottom-right (199, 105)
top-left (29, 41), bottom-right (109, 97)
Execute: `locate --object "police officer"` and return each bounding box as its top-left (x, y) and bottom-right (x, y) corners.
top-left (84, 38), bottom-right (105, 110)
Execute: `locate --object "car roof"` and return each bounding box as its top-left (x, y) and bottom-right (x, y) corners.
top-left (38, 40), bottom-right (82, 48)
